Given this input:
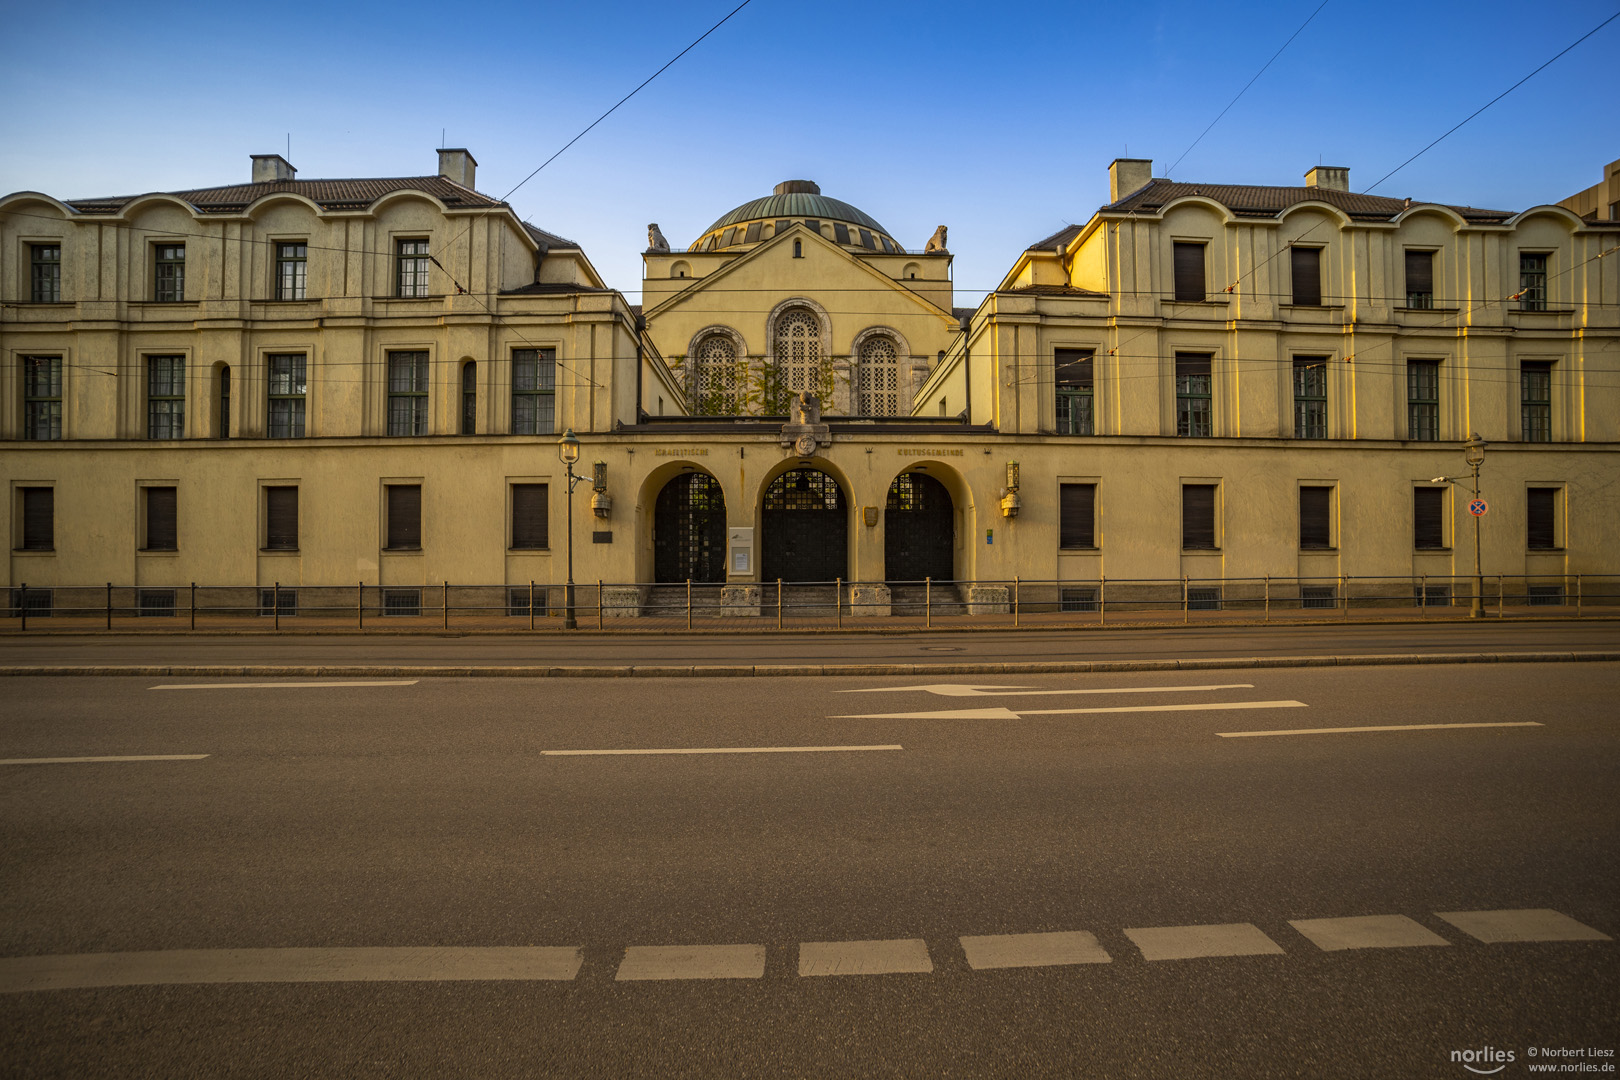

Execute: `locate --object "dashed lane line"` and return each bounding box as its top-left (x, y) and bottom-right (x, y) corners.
top-left (960, 931), bottom-right (1112, 970)
top-left (835, 700), bottom-right (1308, 721)
top-left (150, 681), bottom-right (419, 690)
top-left (1124, 923), bottom-right (1287, 962)
top-left (1218, 722), bottom-right (1542, 738)
top-left (1436, 909), bottom-right (1613, 944)
top-left (542, 745), bottom-right (904, 756)
top-left (798, 939), bottom-right (933, 976)
top-left (0, 755), bottom-right (209, 766)
top-left (1288, 915), bottom-right (1451, 951)
top-left (616, 944), bottom-right (765, 981)
top-left (834, 683), bottom-right (1256, 698)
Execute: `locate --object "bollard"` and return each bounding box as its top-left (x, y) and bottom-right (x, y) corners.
top-left (925, 577), bottom-right (932, 629)
top-left (687, 578), bottom-right (693, 631)
top-left (777, 578), bottom-right (783, 631)
top-left (274, 582), bottom-right (281, 631)
top-left (1013, 576), bottom-right (1019, 627)
top-left (190, 582), bottom-right (197, 630)
top-left (1182, 576), bottom-right (1188, 624)
top-left (836, 578), bottom-right (843, 629)
top-left (530, 581), bottom-right (536, 631)
top-left (598, 580), bottom-right (604, 630)
top-left (1099, 575), bottom-right (1106, 625)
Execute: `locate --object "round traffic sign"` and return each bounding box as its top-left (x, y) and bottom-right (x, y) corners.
top-left (1469, 499), bottom-right (1488, 516)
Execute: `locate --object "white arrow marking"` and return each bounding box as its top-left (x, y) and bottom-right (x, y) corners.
top-left (835, 683), bottom-right (1253, 698)
top-left (834, 700), bottom-right (1307, 720)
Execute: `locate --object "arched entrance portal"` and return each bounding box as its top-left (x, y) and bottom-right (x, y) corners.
top-left (885, 471), bottom-right (954, 582)
top-left (653, 472), bottom-right (727, 583)
top-left (762, 468), bottom-right (847, 582)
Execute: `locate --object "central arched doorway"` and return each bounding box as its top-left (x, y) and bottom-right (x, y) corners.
top-left (654, 472), bottom-right (727, 583)
top-left (885, 471), bottom-right (955, 582)
top-left (762, 468), bottom-right (847, 582)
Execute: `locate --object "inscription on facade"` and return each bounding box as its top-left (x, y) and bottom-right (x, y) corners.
top-left (898, 448), bottom-right (963, 457)
top-left (655, 448), bottom-right (710, 456)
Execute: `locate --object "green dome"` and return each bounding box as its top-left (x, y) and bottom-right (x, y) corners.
top-left (694, 180), bottom-right (900, 251)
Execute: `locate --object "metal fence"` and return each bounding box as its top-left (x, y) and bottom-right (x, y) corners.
top-left (3, 574), bottom-right (1614, 632)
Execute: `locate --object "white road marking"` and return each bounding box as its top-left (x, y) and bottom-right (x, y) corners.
top-left (542, 745), bottom-right (903, 756)
top-left (1435, 909), bottom-right (1612, 944)
top-left (798, 939), bottom-right (933, 976)
top-left (1218, 722), bottom-right (1541, 738)
top-left (150, 681), bottom-right (418, 690)
top-left (959, 931), bottom-right (1112, 970)
top-left (836, 683), bottom-right (1253, 698)
top-left (0, 947), bottom-right (582, 993)
top-left (1124, 923), bottom-right (1286, 962)
top-left (835, 700), bottom-right (1307, 721)
top-left (616, 944), bottom-right (765, 981)
top-left (0, 755), bottom-right (209, 766)
top-left (1289, 915), bottom-right (1451, 951)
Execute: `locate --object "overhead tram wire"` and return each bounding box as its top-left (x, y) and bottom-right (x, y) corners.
top-left (1164, 0), bottom-right (1331, 178)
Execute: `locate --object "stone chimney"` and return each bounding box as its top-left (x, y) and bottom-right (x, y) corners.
top-left (251, 154), bottom-right (296, 183)
top-left (438, 148), bottom-right (477, 190)
top-left (1109, 159), bottom-right (1152, 203)
top-left (775, 180), bottom-right (821, 195)
top-left (1304, 165), bottom-right (1350, 192)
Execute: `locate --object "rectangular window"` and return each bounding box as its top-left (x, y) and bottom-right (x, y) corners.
top-left (259, 588), bottom-right (298, 616)
top-left (1413, 487), bottom-right (1446, 550)
top-left (858, 228), bottom-right (876, 250)
top-left (1187, 587), bottom-right (1222, 611)
top-left (1527, 487), bottom-right (1558, 551)
top-left (396, 239), bottom-right (430, 298)
top-left (511, 348), bottom-right (556, 435)
top-left (1054, 349), bottom-right (1094, 436)
top-left (23, 356), bottom-right (62, 441)
top-left (744, 222), bottom-right (763, 243)
top-left (1407, 360), bottom-right (1439, 441)
top-left (219, 366), bottom-right (231, 439)
top-left (386, 484), bottom-right (422, 550)
top-left (1301, 586), bottom-right (1337, 609)
top-left (1404, 250), bottom-right (1433, 309)
top-left (1519, 253), bottom-right (1548, 311)
top-left (139, 589), bottom-right (176, 617)
top-left (461, 361), bottom-right (477, 435)
top-left (1175, 353), bottom-right (1212, 437)
top-left (1520, 361), bottom-right (1551, 442)
top-left (833, 223), bottom-right (851, 245)
top-left (508, 587), bottom-right (538, 617)
top-left (1181, 484), bottom-right (1217, 550)
top-left (268, 354), bottom-right (307, 438)
top-left (1059, 483), bottom-right (1096, 549)
top-left (265, 486), bottom-right (298, 550)
top-left (387, 351), bottom-right (429, 436)
top-left (30, 244), bottom-right (61, 302)
top-left (1292, 357), bottom-right (1328, 439)
top-left (20, 487), bottom-right (54, 551)
top-left (1290, 246), bottom-right (1321, 306)
top-left (1299, 486), bottom-right (1333, 550)
top-left (143, 486), bottom-right (177, 551)
top-left (511, 483), bottom-right (549, 549)
top-left (1060, 588), bottom-right (1098, 613)
top-left (154, 244), bottom-right (185, 302)
top-left (1172, 241), bottom-right (1206, 302)
top-left (383, 589), bottom-right (421, 616)
top-left (1528, 585), bottom-right (1564, 607)
top-left (1415, 584), bottom-right (1451, 607)
top-left (147, 356), bottom-right (186, 439)
top-left (275, 242), bottom-right (307, 300)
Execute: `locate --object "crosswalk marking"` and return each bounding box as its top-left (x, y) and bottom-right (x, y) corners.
top-left (959, 931), bottom-right (1111, 970)
top-left (0, 755), bottom-right (209, 766)
top-left (1435, 909), bottom-right (1613, 944)
top-left (798, 939), bottom-right (933, 976)
top-left (1289, 915), bottom-right (1450, 951)
top-left (1124, 923), bottom-right (1286, 962)
top-left (0, 947), bottom-right (583, 993)
top-left (835, 700), bottom-right (1308, 721)
top-left (616, 944), bottom-right (765, 981)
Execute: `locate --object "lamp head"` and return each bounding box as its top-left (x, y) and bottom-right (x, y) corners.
top-left (1464, 432), bottom-right (1486, 468)
top-left (558, 428), bottom-right (580, 465)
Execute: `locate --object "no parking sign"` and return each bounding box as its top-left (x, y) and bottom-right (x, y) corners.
top-left (1469, 499), bottom-right (1488, 516)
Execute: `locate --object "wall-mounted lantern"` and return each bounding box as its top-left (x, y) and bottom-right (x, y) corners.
top-left (590, 460), bottom-right (612, 518)
top-left (1000, 460), bottom-right (1021, 518)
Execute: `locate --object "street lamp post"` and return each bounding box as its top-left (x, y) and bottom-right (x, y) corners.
top-left (1432, 432), bottom-right (1487, 618)
top-left (558, 428), bottom-right (583, 629)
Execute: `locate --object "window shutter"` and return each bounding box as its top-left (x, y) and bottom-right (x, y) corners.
top-left (1527, 488), bottom-right (1557, 550)
top-left (145, 487), bottom-right (178, 550)
top-left (387, 485), bottom-right (421, 549)
top-left (1413, 488), bottom-right (1445, 549)
top-left (1405, 251), bottom-right (1433, 296)
top-left (265, 486), bottom-right (298, 550)
top-left (1290, 247), bottom-right (1322, 306)
top-left (21, 488), bottom-right (54, 551)
top-left (1059, 484), bottom-right (1096, 549)
top-left (511, 484), bottom-right (549, 549)
top-left (1298, 486), bottom-right (1332, 549)
top-left (1173, 242), bottom-right (1205, 302)
top-left (1181, 484), bottom-right (1216, 550)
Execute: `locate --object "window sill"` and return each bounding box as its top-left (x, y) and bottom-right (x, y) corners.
top-left (374, 295), bottom-right (445, 302)
top-left (130, 301), bottom-right (199, 308)
top-left (1059, 547), bottom-right (1099, 553)
top-left (1393, 306), bottom-right (1459, 314)
top-left (1298, 547), bottom-right (1337, 553)
top-left (508, 547), bottom-right (551, 554)
top-left (1165, 298), bottom-right (1229, 307)
top-left (383, 547), bottom-right (423, 554)
top-left (137, 548), bottom-right (179, 555)
top-left (259, 548), bottom-right (300, 555)
top-left (1414, 548), bottom-right (1452, 554)
top-left (261, 297), bottom-right (322, 304)
top-left (1527, 547), bottom-right (1565, 554)
top-left (1279, 303), bottom-right (1345, 312)
top-left (1507, 308), bottom-right (1574, 316)
top-left (11, 548), bottom-right (55, 555)
top-left (1180, 548), bottom-right (1221, 554)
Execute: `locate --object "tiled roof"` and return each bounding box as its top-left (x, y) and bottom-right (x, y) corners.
top-left (499, 282), bottom-right (611, 296)
top-left (1026, 224), bottom-right (1083, 251)
top-left (1104, 178), bottom-right (1513, 223)
top-left (68, 175), bottom-right (507, 214)
top-left (522, 220), bottom-right (579, 250)
top-left (1001, 284), bottom-right (1109, 298)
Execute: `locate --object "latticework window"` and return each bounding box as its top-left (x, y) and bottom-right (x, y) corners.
top-left (857, 336), bottom-right (900, 415)
top-left (693, 335), bottom-right (743, 414)
top-left (775, 310), bottom-right (822, 398)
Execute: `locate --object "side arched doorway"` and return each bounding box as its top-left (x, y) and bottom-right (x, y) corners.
top-left (762, 468), bottom-right (847, 582)
top-left (653, 472), bottom-right (727, 583)
top-left (885, 471), bottom-right (954, 582)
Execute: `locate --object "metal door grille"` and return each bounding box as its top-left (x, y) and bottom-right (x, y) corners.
top-left (884, 472), bottom-right (954, 582)
top-left (762, 469), bottom-right (846, 583)
top-left (654, 473), bottom-right (727, 583)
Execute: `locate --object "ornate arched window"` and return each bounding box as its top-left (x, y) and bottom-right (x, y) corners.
top-left (775, 309), bottom-right (822, 400)
top-left (692, 333), bottom-right (742, 414)
top-left (857, 335), bottom-right (900, 415)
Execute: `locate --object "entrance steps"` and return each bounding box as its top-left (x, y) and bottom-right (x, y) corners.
top-left (889, 584), bottom-right (968, 617)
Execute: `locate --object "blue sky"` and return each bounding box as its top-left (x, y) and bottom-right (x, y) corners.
top-left (2, 0), bottom-right (1614, 301)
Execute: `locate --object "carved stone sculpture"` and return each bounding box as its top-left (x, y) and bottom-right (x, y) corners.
top-left (647, 223), bottom-right (670, 253)
top-left (779, 391), bottom-right (830, 454)
top-left (925, 225), bottom-right (948, 253)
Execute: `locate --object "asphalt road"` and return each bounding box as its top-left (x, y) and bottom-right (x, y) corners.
top-left (2, 664), bottom-right (1616, 1077)
top-left (2, 619), bottom-right (1618, 668)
